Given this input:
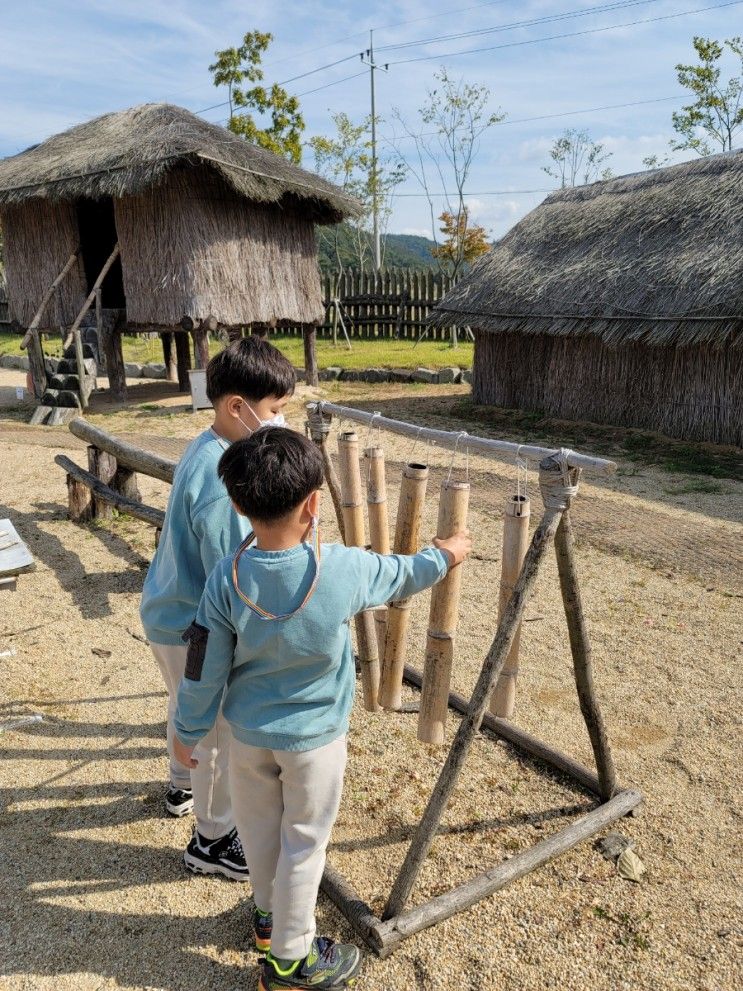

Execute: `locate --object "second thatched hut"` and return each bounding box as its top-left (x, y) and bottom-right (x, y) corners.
top-left (0, 102), bottom-right (359, 402)
top-left (430, 151), bottom-right (743, 447)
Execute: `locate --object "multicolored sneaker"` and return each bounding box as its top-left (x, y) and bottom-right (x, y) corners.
top-left (165, 785), bottom-right (193, 818)
top-left (183, 827), bottom-right (249, 881)
top-left (254, 907), bottom-right (273, 953)
top-left (259, 937), bottom-right (361, 990)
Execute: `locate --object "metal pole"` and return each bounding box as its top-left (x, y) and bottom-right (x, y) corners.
top-left (370, 29), bottom-right (381, 272)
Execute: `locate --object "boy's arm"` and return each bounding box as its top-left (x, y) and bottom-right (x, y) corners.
top-left (351, 546), bottom-right (450, 616)
top-left (174, 570), bottom-right (236, 749)
top-left (192, 495), bottom-right (250, 578)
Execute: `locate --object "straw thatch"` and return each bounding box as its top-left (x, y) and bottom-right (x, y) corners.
top-left (116, 168), bottom-right (322, 326)
top-left (0, 103), bottom-right (359, 330)
top-left (0, 103), bottom-right (359, 223)
top-left (1, 198), bottom-right (87, 326)
top-left (431, 149), bottom-right (743, 445)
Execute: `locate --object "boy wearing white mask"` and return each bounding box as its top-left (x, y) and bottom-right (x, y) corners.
top-left (140, 337), bottom-right (295, 879)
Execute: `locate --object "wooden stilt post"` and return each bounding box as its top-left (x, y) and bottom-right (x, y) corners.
top-left (73, 329), bottom-right (89, 410)
top-left (174, 331), bottom-right (191, 392)
top-left (66, 472), bottom-right (93, 522)
top-left (337, 431), bottom-right (380, 712)
top-left (418, 480), bottom-right (470, 744)
top-left (26, 330), bottom-right (48, 400)
top-left (192, 326), bottom-right (210, 370)
top-left (555, 511), bottom-right (618, 800)
top-left (492, 494), bottom-right (531, 718)
top-left (161, 332), bottom-right (178, 382)
top-left (365, 445), bottom-right (391, 654)
top-left (304, 324), bottom-right (319, 387)
top-left (383, 499), bottom-right (564, 920)
top-left (101, 326), bottom-right (127, 402)
top-left (378, 463), bottom-right (429, 711)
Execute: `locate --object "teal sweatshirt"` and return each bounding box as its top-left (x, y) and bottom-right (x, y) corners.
top-left (140, 429), bottom-right (251, 645)
top-left (174, 542), bottom-right (449, 752)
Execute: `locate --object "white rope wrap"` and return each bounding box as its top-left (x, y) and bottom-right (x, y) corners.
top-left (539, 448), bottom-right (581, 510)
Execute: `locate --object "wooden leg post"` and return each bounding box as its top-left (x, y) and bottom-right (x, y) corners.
top-left (27, 329), bottom-right (47, 400)
top-left (192, 326), bottom-right (210, 370)
top-left (418, 480), bottom-right (470, 744)
top-left (365, 445), bottom-right (391, 654)
top-left (337, 431), bottom-right (380, 712)
top-left (383, 502), bottom-right (564, 920)
top-left (87, 445), bottom-right (117, 519)
top-left (161, 332), bottom-right (178, 382)
top-left (175, 331), bottom-right (191, 392)
top-left (304, 324), bottom-right (319, 387)
top-left (66, 472), bottom-right (93, 522)
top-left (102, 327), bottom-right (127, 402)
top-left (379, 463), bottom-right (429, 711)
top-left (492, 494), bottom-right (531, 718)
top-left (554, 511), bottom-right (618, 800)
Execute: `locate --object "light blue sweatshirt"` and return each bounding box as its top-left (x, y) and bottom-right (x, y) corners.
top-left (174, 542), bottom-right (449, 752)
top-left (140, 429), bottom-right (251, 645)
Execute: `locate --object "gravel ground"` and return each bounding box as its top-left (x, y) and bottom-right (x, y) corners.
top-left (0, 376), bottom-right (741, 991)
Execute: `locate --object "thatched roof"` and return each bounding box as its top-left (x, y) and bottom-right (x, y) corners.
top-left (0, 103), bottom-right (359, 224)
top-left (431, 149), bottom-right (743, 349)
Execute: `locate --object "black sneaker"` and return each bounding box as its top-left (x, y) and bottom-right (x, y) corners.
top-left (259, 937), bottom-right (361, 990)
top-left (165, 785), bottom-right (193, 818)
top-left (183, 827), bottom-right (250, 882)
top-left (254, 907), bottom-right (273, 953)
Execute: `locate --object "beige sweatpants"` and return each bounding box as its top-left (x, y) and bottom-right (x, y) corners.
top-left (230, 735), bottom-right (347, 961)
top-left (150, 642), bottom-right (234, 841)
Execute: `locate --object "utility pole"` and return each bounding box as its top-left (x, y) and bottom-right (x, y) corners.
top-left (361, 31), bottom-right (388, 272)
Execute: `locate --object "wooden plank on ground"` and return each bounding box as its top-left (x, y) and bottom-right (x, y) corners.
top-left (0, 519), bottom-right (36, 580)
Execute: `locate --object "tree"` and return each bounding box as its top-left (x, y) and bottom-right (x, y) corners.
top-left (431, 209), bottom-right (490, 273)
top-left (392, 69), bottom-right (505, 279)
top-left (642, 153), bottom-right (671, 170)
top-left (310, 112), bottom-right (404, 272)
top-left (209, 32), bottom-right (304, 163)
top-left (671, 36), bottom-right (743, 156)
top-left (543, 128), bottom-right (613, 187)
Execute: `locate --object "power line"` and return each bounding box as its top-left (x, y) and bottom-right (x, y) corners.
top-left (394, 189), bottom-right (553, 197)
top-left (376, 0), bottom-right (663, 53)
top-left (296, 70), bottom-right (368, 97)
top-left (388, 1), bottom-right (743, 65)
top-left (278, 54), bottom-right (360, 86)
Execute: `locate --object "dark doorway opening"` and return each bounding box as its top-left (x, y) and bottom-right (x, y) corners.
top-left (76, 197), bottom-right (126, 308)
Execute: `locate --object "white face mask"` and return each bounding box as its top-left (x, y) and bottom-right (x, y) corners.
top-left (238, 403), bottom-right (286, 435)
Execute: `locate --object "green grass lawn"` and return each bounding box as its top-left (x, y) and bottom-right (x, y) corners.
top-left (0, 330), bottom-right (472, 370)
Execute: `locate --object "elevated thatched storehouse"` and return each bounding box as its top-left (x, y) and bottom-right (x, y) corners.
top-left (0, 103), bottom-right (357, 401)
top-left (431, 151), bottom-right (743, 446)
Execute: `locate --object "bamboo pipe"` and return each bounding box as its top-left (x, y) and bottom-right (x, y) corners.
top-left (337, 431), bottom-right (380, 712)
top-left (491, 494), bottom-right (531, 718)
top-left (379, 463), bottom-right (429, 710)
top-left (418, 480), bottom-right (470, 744)
top-left (365, 445), bottom-right (391, 655)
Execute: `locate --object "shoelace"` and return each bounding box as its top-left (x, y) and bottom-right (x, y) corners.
top-left (226, 832), bottom-right (245, 858)
top-left (316, 937), bottom-right (336, 964)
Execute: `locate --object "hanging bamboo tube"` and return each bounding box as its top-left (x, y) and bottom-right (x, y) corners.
top-left (418, 480), bottom-right (470, 744)
top-left (337, 431), bottom-right (380, 712)
top-left (379, 462), bottom-right (429, 710)
top-left (365, 445), bottom-right (391, 654)
top-left (491, 494), bottom-right (531, 718)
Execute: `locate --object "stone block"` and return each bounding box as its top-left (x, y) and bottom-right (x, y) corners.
top-left (437, 366), bottom-right (461, 384)
top-left (44, 357), bottom-right (59, 375)
top-left (124, 362), bottom-right (143, 378)
top-left (389, 367), bottom-right (413, 383)
top-left (48, 374), bottom-right (67, 390)
top-left (56, 390), bottom-right (82, 409)
top-left (142, 362), bottom-right (167, 379)
top-left (63, 342), bottom-right (96, 361)
top-left (29, 405), bottom-right (53, 426)
top-left (41, 389), bottom-right (60, 407)
top-left (462, 369), bottom-right (472, 384)
top-left (319, 366), bottom-right (342, 381)
top-left (412, 367), bottom-right (437, 384)
top-left (18, 356), bottom-right (30, 371)
top-left (47, 406), bottom-right (79, 426)
top-left (339, 368), bottom-right (363, 382)
top-left (1, 355), bottom-right (21, 370)
top-left (364, 367), bottom-right (390, 384)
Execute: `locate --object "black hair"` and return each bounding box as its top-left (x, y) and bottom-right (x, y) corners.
top-left (206, 337), bottom-right (296, 404)
top-left (218, 427), bottom-right (324, 523)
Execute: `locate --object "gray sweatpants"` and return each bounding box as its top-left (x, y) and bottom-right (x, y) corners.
top-left (230, 735), bottom-right (347, 961)
top-left (150, 642), bottom-right (234, 841)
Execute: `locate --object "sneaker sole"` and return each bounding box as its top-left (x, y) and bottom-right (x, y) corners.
top-left (258, 951), bottom-right (361, 990)
top-left (165, 800), bottom-right (194, 818)
top-left (183, 850), bottom-right (250, 882)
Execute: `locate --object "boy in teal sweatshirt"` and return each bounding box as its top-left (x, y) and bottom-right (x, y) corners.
top-left (173, 428), bottom-right (471, 990)
top-left (140, 337), bottom-right (295, 880)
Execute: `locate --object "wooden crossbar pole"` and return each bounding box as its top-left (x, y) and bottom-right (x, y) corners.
top-left (64, 244), bottom-right (120, 348)
top-left (379, 462), bottom-right (429, 710)
top-left (306, 408), bottom-right (346, 544)
top-left (365, 445), bottom-right (390, 654)
top-left (337, 431), bottom-right (380, 712)
top-left (383, 501), bottom-right (563, 919)
top-left (21, 249), bottom-right (79, 348)
top-left (555, 511), bottom-right (618, 800)
top-left (418, 480), bottom-right (470, 744)
top-left (492, 494), bottom-right (531, 718)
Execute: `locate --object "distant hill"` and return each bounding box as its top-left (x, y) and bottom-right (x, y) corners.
top-left (317, 224), bottom-right (436, 273)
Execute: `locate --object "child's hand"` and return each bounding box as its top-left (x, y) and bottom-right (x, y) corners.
top-left (174, 737), bottom-right (198, 769)
top-left (434, 530), bottom-right (472, 568)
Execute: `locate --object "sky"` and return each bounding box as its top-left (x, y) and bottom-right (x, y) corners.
top-left (0, 0), bottom-right (741, 240)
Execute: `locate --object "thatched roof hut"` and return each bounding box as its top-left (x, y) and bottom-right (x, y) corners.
top-left (0, 103), bottom-right (358, 401)
top-left (430, 150), bottom-right (743, 446)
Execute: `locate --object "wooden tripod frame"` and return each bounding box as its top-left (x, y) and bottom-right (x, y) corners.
top-left (307, 408), bottom-right (643, 958)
